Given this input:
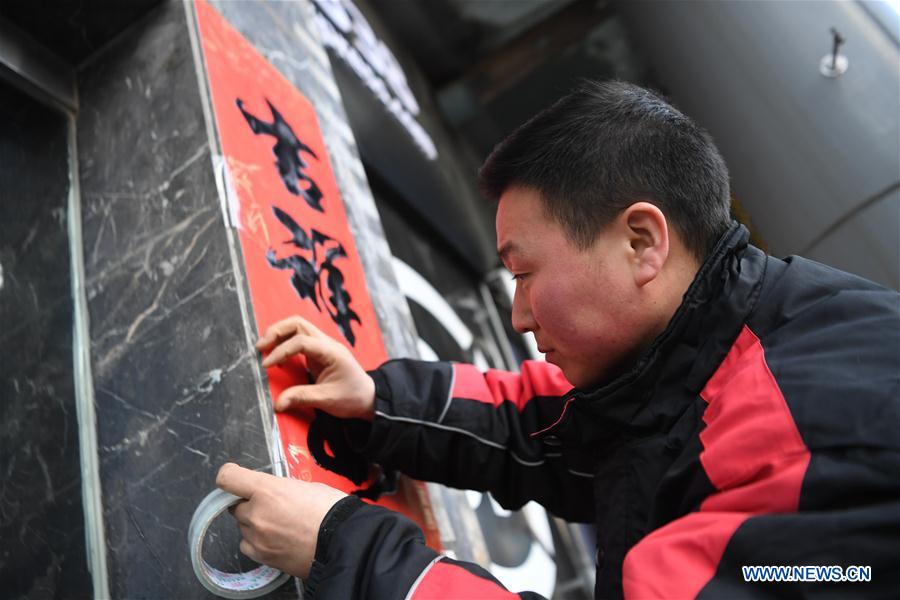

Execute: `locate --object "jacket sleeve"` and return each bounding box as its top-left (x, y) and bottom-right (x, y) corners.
top-left (357, 359), bottom-right (595, 522)
top-left (305, 496), bottom-right (546, 600)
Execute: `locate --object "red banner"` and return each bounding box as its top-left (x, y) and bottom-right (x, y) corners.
top-left (196, 0), bottom-right (438, 548)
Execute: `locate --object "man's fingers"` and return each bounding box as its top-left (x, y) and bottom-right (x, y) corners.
top-left (216, 463), bottom-right (267, 499)
top-left (261, 333), bottom-right (335, 368)
top-left (239, 538), bottom-right (261, 563)
top-left (260, 333), bottom-right (314, 368)
top-left (256, 315), bottom-right (326, 352)
top-left (256, 319), bottom-right (299, 351)
top-left (275, 382), bottom-right (339, 412)
top-left (230, 498), bottom-right (251, 525)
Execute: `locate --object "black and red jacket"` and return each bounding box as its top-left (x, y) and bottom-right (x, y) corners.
top-left (305, 223), bottom-right (900, 599)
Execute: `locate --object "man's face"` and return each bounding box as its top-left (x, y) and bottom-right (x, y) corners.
top-left (496, 186), bottom-right (645, 389)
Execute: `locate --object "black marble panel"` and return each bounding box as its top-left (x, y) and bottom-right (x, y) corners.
top-left (76, 2), bottom-right (292, 598)
top-left (0, 84), bottom-right (93, 597)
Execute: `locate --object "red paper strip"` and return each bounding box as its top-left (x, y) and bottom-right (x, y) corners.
top-left (195, 0), bottom-right (438, 549)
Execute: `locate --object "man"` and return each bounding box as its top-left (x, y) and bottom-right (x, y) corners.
top-left (216, 81), bottom-right (900, 598)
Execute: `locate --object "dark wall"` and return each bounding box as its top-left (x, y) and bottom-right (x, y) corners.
top-left (0, 82), bottom-right (92, 598)
top-left (0, 0), bottom-right (162, 66)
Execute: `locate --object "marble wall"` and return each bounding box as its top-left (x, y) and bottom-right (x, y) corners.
top-left (75, 2), bottom-right (289, 597)
top-left (0, 84), bottom-right (92, 597)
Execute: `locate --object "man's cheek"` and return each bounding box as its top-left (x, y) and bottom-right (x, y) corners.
top-left (534, 298), bottom-right (578, 341)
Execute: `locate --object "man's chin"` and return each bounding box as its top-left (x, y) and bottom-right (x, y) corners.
top-left (552, 358), bottom-right (582, 387)
top-left (545, 352), bottom-right (567, 373)
top-left (546, 355), bottom-right (602, 388)
top-left (559, 363), bottom-right (608, 390)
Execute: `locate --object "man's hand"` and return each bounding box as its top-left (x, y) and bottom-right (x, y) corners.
top-left (216, 463), bottom-right (347, 579)
top-left (256, 315), bottom-right (376, 420)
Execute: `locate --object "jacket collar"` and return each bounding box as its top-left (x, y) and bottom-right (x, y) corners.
top-left (543, 222), bottom-right (767, 446)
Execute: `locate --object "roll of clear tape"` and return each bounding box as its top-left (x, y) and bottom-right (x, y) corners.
top-left (189, 488), bottom-right (291, 599)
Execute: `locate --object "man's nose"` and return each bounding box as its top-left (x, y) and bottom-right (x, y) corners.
top-left (511, 290), bottom-right (536, 334)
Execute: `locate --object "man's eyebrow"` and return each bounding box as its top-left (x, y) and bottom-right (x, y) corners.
top-left (497, 241), bottom-right (521, 264)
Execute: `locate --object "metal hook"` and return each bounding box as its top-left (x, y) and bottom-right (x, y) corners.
top-left (820, 27), bottom-right (848, 78)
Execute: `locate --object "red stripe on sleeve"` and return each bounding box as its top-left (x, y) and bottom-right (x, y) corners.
top-left (622, 326), bottom-right (811, 599)
top-left (410, 560), bottom-right (518, 599)
top-left (450, 363), bottom-right (501, 406)
top-left (451, 361), bottom-right (572, 411)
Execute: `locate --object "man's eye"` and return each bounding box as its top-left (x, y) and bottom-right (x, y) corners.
top-left (510, 273), bottom-right (529, 282)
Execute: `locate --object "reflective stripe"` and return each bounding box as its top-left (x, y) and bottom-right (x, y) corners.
top-left (403, 555), bottom-right (443, 600)
top-left (436, 365), bottom-right (456, 424)
top-left (567, 469), bottom-right (594, 478)
top-left (408, 559), bottom-right (518, 599)
top-left (374, 411), bottom-right (594, 479)
top-left (375, 412), bottom-right (543, 466)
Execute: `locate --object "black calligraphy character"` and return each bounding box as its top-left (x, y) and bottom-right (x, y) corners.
top-left (267, 206), bottom-right (361, 345)
top-left (319, 245), bottom-right (361, 346)
top-left (266, 251), bottom-right (319, 308)
top-left (236, 98), bottom-right (324, 212)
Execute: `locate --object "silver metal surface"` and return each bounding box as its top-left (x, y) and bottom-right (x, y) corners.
top-left (617, 0), bottom-right (900, 289)
top-left (819, 52), bottom-right (849, 76)
top-left (67, 114), bottom-right (111, 600)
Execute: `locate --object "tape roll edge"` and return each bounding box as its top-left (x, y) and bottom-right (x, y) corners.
top-left (189, 488), bottom-right (292, 599)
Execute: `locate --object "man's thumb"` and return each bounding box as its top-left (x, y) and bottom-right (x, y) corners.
top-left (276, 383), bottom-right (334, 412)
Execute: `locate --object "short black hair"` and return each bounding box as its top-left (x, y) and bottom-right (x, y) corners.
top-left (478, 80), bottom-right (732, 259)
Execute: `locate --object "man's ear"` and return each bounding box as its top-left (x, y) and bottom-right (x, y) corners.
top-left (622, 202), bottom-right (669, 287)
